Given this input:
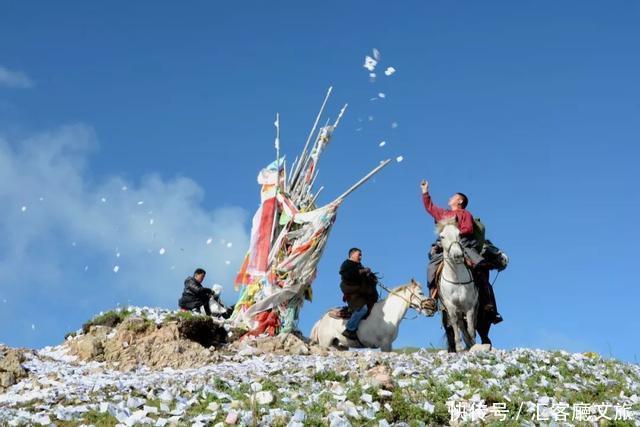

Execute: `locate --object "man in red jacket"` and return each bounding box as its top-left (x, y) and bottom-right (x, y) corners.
top-left (420, 180), bottom-right (502, 324)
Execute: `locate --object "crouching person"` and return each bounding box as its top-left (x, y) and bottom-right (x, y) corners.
top-left (178, 268), bottom-right (213, 315)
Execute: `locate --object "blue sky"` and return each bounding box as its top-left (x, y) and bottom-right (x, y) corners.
top-left (1, 1), bottom-right (639, 362)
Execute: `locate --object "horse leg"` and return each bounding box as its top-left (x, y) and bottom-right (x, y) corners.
top-left (448, 311), bottom-right (465, 352)
top-left (462, 308), bottom-right (477, 349)
top-left (442, 311), bottom-right (456, 353)
top-left (476, 310), bottom-right (492, 345)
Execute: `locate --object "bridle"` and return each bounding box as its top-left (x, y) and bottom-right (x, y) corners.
top-left (377, 282), bottom-right (428, 314)
top-left (442, 240), bottom-right (474, 285)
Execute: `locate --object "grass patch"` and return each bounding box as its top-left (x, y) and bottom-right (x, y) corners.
top-left (212, 378), bottom-right (232, 393)
top-left (125, 318), bottom-right (155, 334)
top-left (419, 378), bottom-right (454, 425)
top-left (227, 382), bottom-right (251, 402)
top-left (144, 398), bottom-right (162, 409)
top-left (164, 311), bottom-right (197, 322)
top-left (346, 382), bottom-right (363, 403)
top-left (305, 393), bottom-right (332, 426)
top-left (82, 309), bottom-right (131, 334)
top-left (313, 370), bottom-right (346, 383)
top-left (479, 386), bottom-right (504, 406)
top-left (52, 421), bottom-right (80, 427)
top-left (83, 410), bottom-right (119, 426)
top-left (259, 378), bottom-right (280, 393)
top-left (449, 371), bottom-right (466, 383)
top-left (54, 411), bottom-right (118, 427)
top-left (186, 393), bottom-right (220, 418)
top-left (380, 388), bottom-right (428, 424)
top-left (504, 364), bottom-right (523, 377)
top-left (393, 347), bottom-right (422, 355)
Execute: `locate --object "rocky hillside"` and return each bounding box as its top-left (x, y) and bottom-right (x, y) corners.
top-left (1, 306), bottom-right (639, 426)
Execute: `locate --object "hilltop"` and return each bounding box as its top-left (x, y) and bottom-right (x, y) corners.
top-left (0, 306), bottom-right (639, 426)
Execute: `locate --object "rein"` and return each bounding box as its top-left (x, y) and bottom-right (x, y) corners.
top-left (376, 282), bottom-right (425, 320)
top-left (441, 240), bottom-right (474, 285)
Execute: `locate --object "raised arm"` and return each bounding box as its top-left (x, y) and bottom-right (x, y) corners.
top-left (420, 180), bottom-right (448, 220)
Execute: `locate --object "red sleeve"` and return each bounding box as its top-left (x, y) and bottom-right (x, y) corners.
top-left (457, 211), bottom-right (474, 236)
top-left (422, 193), bottom-right (448, 221)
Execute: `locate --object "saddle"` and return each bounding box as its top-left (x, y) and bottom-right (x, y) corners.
top-left (328, 306), bottom-right (351, 319)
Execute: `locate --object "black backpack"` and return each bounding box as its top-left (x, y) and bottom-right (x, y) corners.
top-left (472, 217), bottom-right (486, 251)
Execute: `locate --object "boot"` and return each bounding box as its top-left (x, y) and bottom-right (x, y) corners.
top-left (492, 313), bottom-right (504, 324)
top-left (474, 270), bottom-right (499, 321)
top-left (484, 280), bottom-right (503, 324)
top-left (342, 329), bottom-right (359, 340)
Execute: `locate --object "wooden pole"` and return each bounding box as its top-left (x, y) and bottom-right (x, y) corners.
top-left (294, 117), bottom-right (331, 201)
top-left (269, 113), bottom-right (281, 248)
top-left (333, 103), bottom-right (348, 129)
top-left (291, 87), bottom-right (332, 188)
top-left (309, 186), bottom-right (324, 207)
top-left (332, 159), bottom-right (391, 203)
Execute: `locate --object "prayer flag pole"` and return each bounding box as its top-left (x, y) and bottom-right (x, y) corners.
top-left (270, 113), bottom-right (281, 247)
top-left (333, 159), bottom-right (392, 203)
top-left (290, 86), bottom-right (333, 188)
top-left (232, 88), bottom-right (392, 336)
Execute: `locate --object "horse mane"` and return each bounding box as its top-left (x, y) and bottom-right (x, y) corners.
top-left (390, 281), bottom-right (420, 293)
top-left (436, 216), bottom-right (458, 233)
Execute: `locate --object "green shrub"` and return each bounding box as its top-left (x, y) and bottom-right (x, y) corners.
top-left (380, 388), bottom-right (428, 423)
top-left (83, 410), bottom-right (118, 426)
top-left (125, 318), bottom-right (154, 334)
top-left (312, 370), bottom-right (346, 383)
top-left (164, 311), bottom-right (196, 322)
top-left (82, 309), bottom-right (131, 333)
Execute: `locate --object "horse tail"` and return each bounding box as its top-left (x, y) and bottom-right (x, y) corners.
top-left (309, 321), bottom-right (320, 344)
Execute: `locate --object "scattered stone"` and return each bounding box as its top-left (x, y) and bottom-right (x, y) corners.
top-left (66, 314), bottom-right (226, 371)
top-left (291, 409), bottom-right (306, 422)
top-left (365, 364), bottom-right (395, 390)
top-left (0, 346), bottom-right (28, 391)
top-left (255, 390), bottom-right (274, 405)
top-left (1, 307), bottom-right (639, 426)
top-left (225, 410), bottom-right (238, 424)
top-left (234, 332), bottom-right (311, 356)
top-left (469, 343), bottom-right (492, 353)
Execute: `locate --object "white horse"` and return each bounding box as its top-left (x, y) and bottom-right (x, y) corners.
top-left (310, 279), bottom-right (428, 352)
top-left (437, 216), bottom-right (478, 352)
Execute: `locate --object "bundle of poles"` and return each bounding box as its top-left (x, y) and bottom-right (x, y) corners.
top-left (230, 87), bottom-right (391, 336)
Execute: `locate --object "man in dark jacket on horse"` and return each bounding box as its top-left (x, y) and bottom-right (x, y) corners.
top-left (339, 248), bottom-right (379, 340)
top-left (178, 268), bottom-right (213, 315)
top-left (420, 180), bottom-right (503, 324)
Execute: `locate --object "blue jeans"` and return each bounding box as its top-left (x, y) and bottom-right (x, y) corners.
top-left (346, 305), bottom-right (368, 331)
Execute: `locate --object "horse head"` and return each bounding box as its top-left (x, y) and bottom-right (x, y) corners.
top-left (437, 217), bottom-right (464, 264)
top-left (396, 278), bottom-right (429, 314)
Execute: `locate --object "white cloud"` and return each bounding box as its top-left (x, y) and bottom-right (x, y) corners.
top-left (0, 124), bottom-right (249, 314)
top-left (0, 66), bottom-right (34, 89)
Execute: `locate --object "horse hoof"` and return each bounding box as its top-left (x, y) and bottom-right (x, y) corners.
top-left (469, 343), bottom-right (492, 353)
